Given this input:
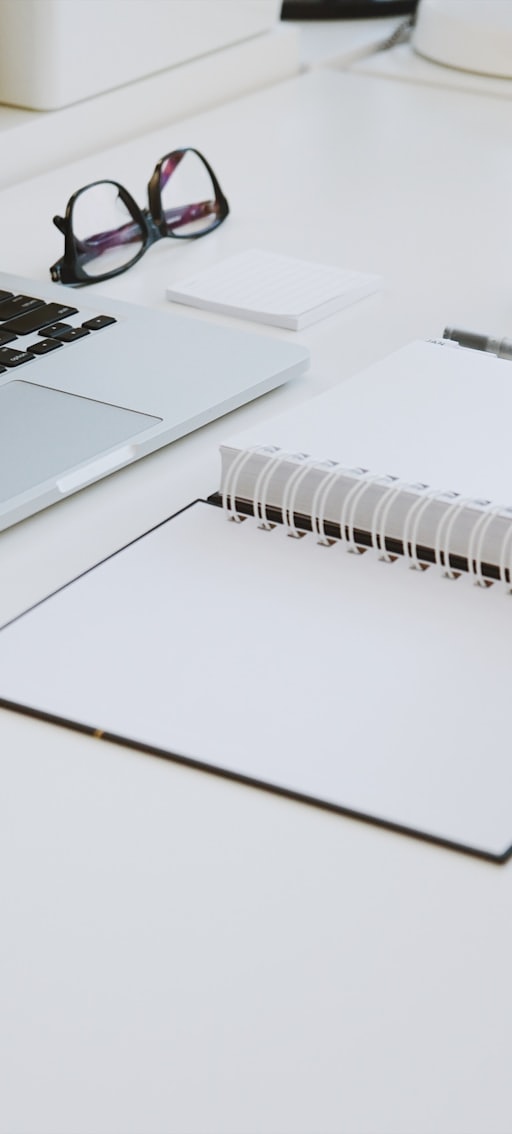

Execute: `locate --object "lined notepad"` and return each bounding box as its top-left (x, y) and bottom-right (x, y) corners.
top-left (166, 249), bottom-right (381, 330)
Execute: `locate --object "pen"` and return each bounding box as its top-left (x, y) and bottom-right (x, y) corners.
top-left (443, 326), bottom-right (512, 361)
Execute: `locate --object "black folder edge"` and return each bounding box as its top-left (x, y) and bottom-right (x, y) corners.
top-left (1, 498), bottom-right (510, 867)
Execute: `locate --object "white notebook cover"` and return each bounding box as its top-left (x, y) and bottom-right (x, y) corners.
top-left (0, 499), bottom-right (511, 862)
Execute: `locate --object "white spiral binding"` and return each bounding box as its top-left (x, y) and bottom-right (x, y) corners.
top-left (222, 444), bottom-right (276, 522)
top-left (281, 454), bottom-right (319, 537)
top-left (310, 461), bottom-right (344, 544)
top-left (253, 450), bottom-right (311, 530)
top-left (434, 494), bottom-right (471, 578)
top-left (499, 510), bottom-right (512, 591)
top-left (466, 501), bottom-right (501, 587)
top-left (339, 470), bottom-right (387, 554)
top-left (253, 449), bottom-right (290, 529)
top-left (402, 484), bottom-right (446, 571)
top-left (370, 476), bottom-right (402, 561)
top-left (222, 447), bottom-right (512, 591)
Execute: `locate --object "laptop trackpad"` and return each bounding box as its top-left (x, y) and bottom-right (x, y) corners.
top-left (0, 380), bottom-right (161, 503)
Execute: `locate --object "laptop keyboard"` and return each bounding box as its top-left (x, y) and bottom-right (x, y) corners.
top-left (0, 289), bottom-right (116, 372)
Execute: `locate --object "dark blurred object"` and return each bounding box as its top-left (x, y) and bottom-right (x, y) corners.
top-left (282, 0), bottom-right (418, 18)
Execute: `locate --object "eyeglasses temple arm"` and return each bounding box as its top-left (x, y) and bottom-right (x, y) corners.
top-left (74, 218), bottom-right (144, 263)
top-left (163, 199), bottom-right (222, 231)
top-left (158, 152), bottom-right (186, 192)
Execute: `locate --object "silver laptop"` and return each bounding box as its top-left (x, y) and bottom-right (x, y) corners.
top-left (0, 270), bottom-right (309, 531)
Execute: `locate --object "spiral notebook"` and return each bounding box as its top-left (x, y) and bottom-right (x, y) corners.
top-left (1, 339), bottom-right (512, 863)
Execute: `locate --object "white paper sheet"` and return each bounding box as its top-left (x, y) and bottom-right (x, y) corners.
top-left (222, 340), bottom-right (512, 504)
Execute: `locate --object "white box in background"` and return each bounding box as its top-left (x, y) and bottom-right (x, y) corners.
top-left (0, 0), bottom-right (281, 110)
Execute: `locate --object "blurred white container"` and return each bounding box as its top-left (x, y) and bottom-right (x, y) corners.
top-left (0, 0), bottom-right (281, 110)
top-left (413, 0), bottom-right (512, 79)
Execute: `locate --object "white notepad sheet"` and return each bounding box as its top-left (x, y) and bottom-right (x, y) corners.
top-left (222, 340), bottom-right (512, 503)
top-left (166, 249), bottom-right (381, 330)
top-left (0, 500), bottom-right (510, 860)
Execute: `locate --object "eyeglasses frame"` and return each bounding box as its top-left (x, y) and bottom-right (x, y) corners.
top-left (50, 147), bottom-right (229, 286)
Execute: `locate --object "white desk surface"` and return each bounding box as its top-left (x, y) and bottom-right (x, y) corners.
top-left (1, 68), bottom-right (512, 1134)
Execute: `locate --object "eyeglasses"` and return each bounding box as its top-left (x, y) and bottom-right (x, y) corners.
top-left (50, 147), bottom-right (229, 286)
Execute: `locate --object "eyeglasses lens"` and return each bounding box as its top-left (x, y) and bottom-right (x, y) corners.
top-left (71, 182), bottom-right (145, 278)
top-left (159, 151), bottom-right (221, 237)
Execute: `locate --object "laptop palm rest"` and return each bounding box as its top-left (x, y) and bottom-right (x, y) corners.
top-left (0, 380), bottom-right (160, 504)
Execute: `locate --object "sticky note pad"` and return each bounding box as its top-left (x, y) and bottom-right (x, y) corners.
top-left (166, 249), bottom-right (381, 330)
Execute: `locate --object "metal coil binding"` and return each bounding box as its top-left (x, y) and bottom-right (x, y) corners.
top-left (221, 445), bottom-right (512, 591)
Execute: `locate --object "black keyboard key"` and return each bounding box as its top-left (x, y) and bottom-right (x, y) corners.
top-left (0, 294), bottom-right (44, 321)
top-left (2, 301), bottom-right (78, 336)
top-left (0, 364), bottom-right (6, 373)
top-left (0, 290), bottom-right (13, 304)
top-left (41, 322), bottom-right (73, 338)
top-left (82, 315), bottom-right (117, 331)
top-left (54, 326), bottom-right (90, 343)
top-left (28, 338), bottom-right (63, 355)
top-left (0, 346), bottom-right (34, 367)
top-left (41, 322), bottom-right (72, 337)
top-left (0, 329), bottom-right (17, 346)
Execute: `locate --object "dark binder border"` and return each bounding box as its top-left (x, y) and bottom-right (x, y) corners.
top-left (0, 497), bottom-right (510, 866)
